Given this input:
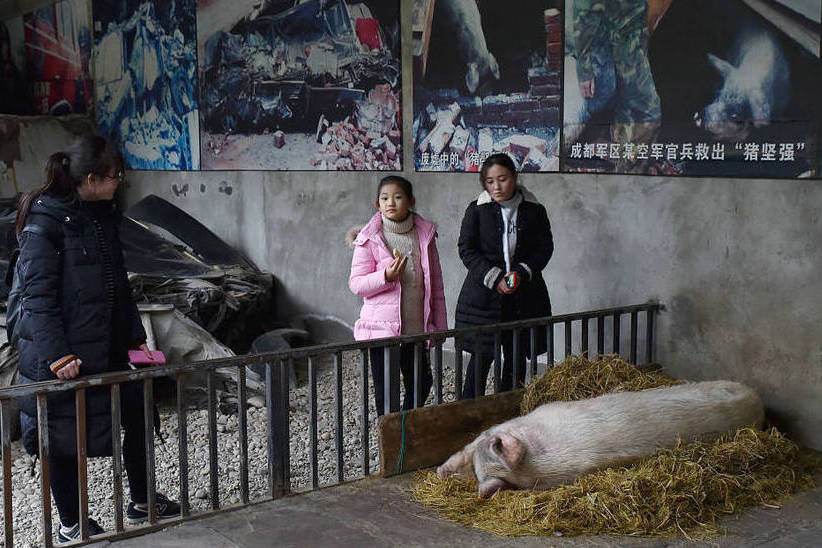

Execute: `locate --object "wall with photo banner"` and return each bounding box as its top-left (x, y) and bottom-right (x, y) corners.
top-left (2, 0), bottom-right (822, 451)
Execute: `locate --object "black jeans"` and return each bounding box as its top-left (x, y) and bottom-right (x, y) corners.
top-left (50, 398), bottom-right (148, 526)
top-left (369, 344), bottom-right (433, 416)
top-left (462, 327), bottom-right (530, 399)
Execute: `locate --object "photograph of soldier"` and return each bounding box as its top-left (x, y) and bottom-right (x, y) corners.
top-left (563, 0), bottom-right (821, 178)
top-left (568, 0), bottom-right (663, 173)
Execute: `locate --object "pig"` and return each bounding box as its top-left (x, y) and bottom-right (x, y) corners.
top-left (437, 0), bottom-right (500, 94)
top-left (437, 381), bottom-right (764, 498)
top-left (695, 30), bottom-right (789, 141)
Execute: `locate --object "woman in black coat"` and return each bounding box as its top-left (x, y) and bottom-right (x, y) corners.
top-left (455, 153), bottom-right (553, 398)
top-left (14, 135), bottom-right (179, 542)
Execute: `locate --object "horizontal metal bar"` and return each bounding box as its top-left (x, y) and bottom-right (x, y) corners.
top-left (0, 303), bottom-right (662, 400)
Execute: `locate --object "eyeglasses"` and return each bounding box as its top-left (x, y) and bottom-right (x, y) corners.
top-left (104, 171), bottom-right (124, 183)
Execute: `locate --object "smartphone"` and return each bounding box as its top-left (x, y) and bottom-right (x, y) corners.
top-left (128, 349), bottom-right (166, 365)
top-left (505, 272), bottom-right (519, 289)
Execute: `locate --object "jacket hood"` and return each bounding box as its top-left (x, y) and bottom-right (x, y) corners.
top-left (348, 211), bottom-right (437, 247)
top-left (476, 184), bottom-right (540, 206)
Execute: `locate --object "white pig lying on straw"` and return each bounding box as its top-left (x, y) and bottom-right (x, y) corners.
top-left (437, 381), bottom-right (764, 498)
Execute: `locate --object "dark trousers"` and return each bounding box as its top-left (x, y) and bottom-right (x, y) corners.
top-left (50, 401), bottom-right (148, 526)
top-left (369, 344), bottom-right (433, 416)
top-left (462, 327), bottom-right (530, 399)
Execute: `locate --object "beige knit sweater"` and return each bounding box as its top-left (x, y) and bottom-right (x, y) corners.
top-left (381, 213), bottom-right (425, 334)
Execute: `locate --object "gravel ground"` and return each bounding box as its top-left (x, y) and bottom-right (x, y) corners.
top-left (0, 350), bottom-right (481, 547)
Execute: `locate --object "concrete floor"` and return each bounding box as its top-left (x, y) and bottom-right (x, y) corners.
top-left (85, 470), bottom-right (822, 547)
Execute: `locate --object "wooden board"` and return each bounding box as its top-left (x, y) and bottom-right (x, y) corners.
top-left (412, 0), bottom-right (437, 79)
top-left (378, 390), bottom-right (523, 478)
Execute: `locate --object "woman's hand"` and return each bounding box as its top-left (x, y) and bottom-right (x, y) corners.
top-left (55, 357), bottom-right (82, 380)
top-left (384, 255), bottom-right (408, 282)
top-left (496, 272), bottom-right (519, 295)
top-left (137, 343), bottom-right (154, 361)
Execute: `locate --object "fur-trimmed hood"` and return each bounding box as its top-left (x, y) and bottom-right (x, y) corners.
top-left (476, 184), bottom-right (540, 206)
top-left (345, 212), bottom-right (437, 248)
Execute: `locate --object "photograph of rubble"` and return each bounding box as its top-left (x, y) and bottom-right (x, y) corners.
top-left (93, 0), bottom-right (200, 170)
top-left (1, 17), bottom-right (32, 115)
top-left (563, 0), bottom-right (822, 178)
top-left (23, 0), bottom-right (92, 116)
top-left (198, 0), bottom-right (402, 171)
top-left (412, 0), bottom-right (561, 172)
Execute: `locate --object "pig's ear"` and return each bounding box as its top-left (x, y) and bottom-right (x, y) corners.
top-left (490, 432), bottom-right (524, 471)
top-left (478, 477), bottom-right (509, 499)
top-left (707, 53), bottom-right (734, 77)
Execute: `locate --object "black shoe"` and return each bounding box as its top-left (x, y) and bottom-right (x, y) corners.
top-left (57, 518), bottom-right (104, 543)
top-left (126, 493), bottom-right (181, 523)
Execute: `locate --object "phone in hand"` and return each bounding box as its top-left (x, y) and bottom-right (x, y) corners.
top-left (128, 349), bottom-right (166, 366)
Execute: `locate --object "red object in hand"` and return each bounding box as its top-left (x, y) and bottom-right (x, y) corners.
top-left (128, 349), bottom-right (166, 365)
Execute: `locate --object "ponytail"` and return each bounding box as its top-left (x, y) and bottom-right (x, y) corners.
top-left (15, 151), bottom-right (76, 235)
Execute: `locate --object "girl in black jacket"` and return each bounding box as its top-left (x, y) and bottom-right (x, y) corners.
top-left (455, 153), bottom-right (554, 398)
top-left (15, 135), bottom-right (179, 542)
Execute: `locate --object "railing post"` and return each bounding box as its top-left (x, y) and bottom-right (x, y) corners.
top-left (37, 394), bottom-right (53, 548)
top-left (176, 374), bottom-right (190, 518)
top-left (360, 350), bottom-right (370, 476)
top-left (237, 365), bottom-right (249, 505)
top-left (383, 346), bottom-right (399, 415)
top-left (630, 311), bottom-right (638, 364)
top-left (1, 400), bottom-right (13, 548)
top-left (493, 332), bottom-right (502, 394)
top-left (581, 317), bottom-right (589, 357)
top-left (144, 378), bottom-right (157, 522)
top-left (206, 372), bottom-right (218, 510)
top-left (75, 389), bottom-right (89, 541)
top-left (454, 339), bottom-right (463, 400)
top-left (266, 359), bottom-right (287, 498)
top-left (646, 307), bottom-right (656, 364)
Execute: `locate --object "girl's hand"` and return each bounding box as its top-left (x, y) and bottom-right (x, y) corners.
top-left (56, 357), bottom-right (82, 380)
top-left (385, 255), bottom-right (408, 282)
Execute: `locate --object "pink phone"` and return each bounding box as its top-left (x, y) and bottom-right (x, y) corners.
top-left (128, 349), bottom-right (166, 365)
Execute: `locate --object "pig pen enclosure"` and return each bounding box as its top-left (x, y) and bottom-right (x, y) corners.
top-left (1, 301), bottom-right (819, 545)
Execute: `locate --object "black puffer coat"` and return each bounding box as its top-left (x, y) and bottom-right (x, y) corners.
top-left (16, 195), bottom-right (145, 457)
top-left (455, 187), bottom-right (553, 349)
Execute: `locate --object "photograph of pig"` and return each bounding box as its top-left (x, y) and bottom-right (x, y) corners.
top-left (197, 0), bottom-right (402, 170)
top-left (437, 381), bottom-right (764, 498)
top-left (563, 0), bottom-right (821, 178)
top-left (413, 0), bottom-right (561, 172)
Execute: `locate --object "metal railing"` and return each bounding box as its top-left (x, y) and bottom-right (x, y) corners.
top-left (0, 301), bottom-right (661, 546)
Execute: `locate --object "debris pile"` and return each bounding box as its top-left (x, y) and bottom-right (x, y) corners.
top-left (311, 84), bottom-right (401, 170)
top-left (94, 2), bottom-right (199, 170)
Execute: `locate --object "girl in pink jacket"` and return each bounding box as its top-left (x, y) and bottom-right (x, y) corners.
top-left (348, 176), bottom-right (447, 415)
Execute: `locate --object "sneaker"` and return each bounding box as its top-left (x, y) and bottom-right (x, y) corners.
top-left (57, 518), bottom-right (104, 543)
top-left (126, 493), bottom-right (181, 523)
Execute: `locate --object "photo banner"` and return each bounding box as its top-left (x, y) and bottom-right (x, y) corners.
top-left (93, 0), bottom-right (200, 170)
top-left (1, 16), bottom-right (31, 115)
top-left (197, 0), bottom-right (402, 171)
top-left (413, 0), bottom-right (561, 172)
top-left (24, 0), bottom-right (92, 116)
top-left (562, 0), bottom-right (822, 178)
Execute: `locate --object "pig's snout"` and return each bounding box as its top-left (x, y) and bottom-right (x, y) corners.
top-left (436, 465), bottom-right (449, 480)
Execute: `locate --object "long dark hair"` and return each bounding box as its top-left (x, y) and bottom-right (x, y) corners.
top-left (479, 153), bottom-right (518, 187)
top-left (16, 135), bottom-right (123, 235)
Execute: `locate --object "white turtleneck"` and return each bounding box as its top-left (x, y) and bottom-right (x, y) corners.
top-left (381, 213), bottom-right (424, 334)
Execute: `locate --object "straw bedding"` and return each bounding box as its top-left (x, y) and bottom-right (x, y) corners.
top-left (412, 355), bottom-right (821, 538)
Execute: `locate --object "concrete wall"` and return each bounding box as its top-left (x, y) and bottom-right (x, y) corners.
top-left (2, 0), bottom-right (820, 450)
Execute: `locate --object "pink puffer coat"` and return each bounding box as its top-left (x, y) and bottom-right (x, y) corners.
top-left (348, 212), bottom-right (447, 341)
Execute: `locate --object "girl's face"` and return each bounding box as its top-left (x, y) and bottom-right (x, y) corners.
top-left (484, 164), bottom-right (517, 202)
top-left (377, 183), bottom-right (414, 222)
